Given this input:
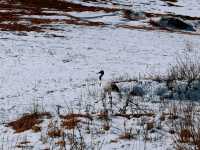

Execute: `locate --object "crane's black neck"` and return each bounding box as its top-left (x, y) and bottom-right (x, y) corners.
top-left (99, 74), bottom-right (103, 81)
top-left (98, 70), bottom-right (104, 81)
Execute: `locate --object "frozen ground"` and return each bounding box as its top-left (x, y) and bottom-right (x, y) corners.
top-left (0, 0), bottom-right (200, 149)
top-left (0, 27), bottom-right (199, 119)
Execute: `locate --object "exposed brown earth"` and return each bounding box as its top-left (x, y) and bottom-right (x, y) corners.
top-left (0, 0), bottom-right (117, 32)
top-left (8, 0), bottom-right (118, 12)
top-left (0, 0), bottom-right (199, 34)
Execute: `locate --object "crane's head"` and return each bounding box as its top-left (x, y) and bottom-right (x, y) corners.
top-left (97, 70), bottom-right (104, 80)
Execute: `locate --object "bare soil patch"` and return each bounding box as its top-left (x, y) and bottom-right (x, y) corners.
top-left (0, 0), bottom-right (116, 32)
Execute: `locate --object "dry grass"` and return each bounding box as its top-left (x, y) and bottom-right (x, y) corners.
top-left (168, 54), bottom-right (200, 81)
top-left (32, 125), bottom-right (41, 132)
top-left (168, 114), bottom-right (179, 120)
top-left (146, 122), bottom-right (154, 130)
top-left (16, 140), bottom-right (33, 149)
top-left (119, 129), bottom-right (136, 140)
top-left (9, 0), bottom-right (118, 12)
top-left (179, 128), bottom-right (191, 143)
top-left (172, 103), bottom-right (200, 150)
top-left (55, 140), bottom-right (65, 147)
top-left (114, 113), bottom-right (132, 119)
top-left (97, 111), bottom-right (109, 120)
top-left (61, 117), bottom-right (81, 130)
top-left (114, 112), bottom-right (155, 119)
top-left (0, 0), bottom-right (116, 32)
top-left (7, 112), bottom-right (51, 133)
top-left (0, 0), bottom-right (199, 33)
top-left (60, 113), bottom-right (92, 129)
top-left (119, 132), bottom-right (135, 140)
top-left (18, 141), bottom-right (31, 145)
top-left (132, 113), bottom-right (155, 118)
top-left (160, 113), bottom-right (166, 121)
top-left (47, 129), bottom-right (63, 138)
top-left (102, 123), bottom-right (110, 131)
top-left (60, 113), bottom-right (93, 120)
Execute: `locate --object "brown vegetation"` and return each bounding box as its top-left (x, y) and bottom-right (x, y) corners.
top-left (55, 140), bottom-right (65, 147)
top-left (119, 130), bottom-right (136, 140)
top-left (97, 111), bottom-right (109, 120)
top-left (0, 0), bottom-right (116, 32)
top-left (114, 112), bottom-right (155, 119)
top-left (179, 128), bottom-right (191, 143)
top-left (9, 0), bottom-right (118, 12)
top-left (16, 140), bottom-right (32, 149)
top-left (173, 103), bottom-right (200, 150)
top-left (0, 0), bottom-right (199, 33)
top-left (60, 113), bottom-right (93, 120)
top-left (32, 125), bottom-right (41, 132)
top-left (61, 117), bottom-right (81, 130)
top-left (47, 129), bottom-right (63, 138)
top-left (146, 122), bottom-right (154, 130)
top-left (7, 112), bottom-right (51, 133)
top-left (60, 113), bottom-right (92, 129)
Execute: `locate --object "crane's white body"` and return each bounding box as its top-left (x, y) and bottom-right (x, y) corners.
top-left (97, 70), bottom-right (121, 111)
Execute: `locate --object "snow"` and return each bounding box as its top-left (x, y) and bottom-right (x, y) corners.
top-left (0, 0), bottom-right (200, 149)
top-left (0, 26), bottom-right (198, 149)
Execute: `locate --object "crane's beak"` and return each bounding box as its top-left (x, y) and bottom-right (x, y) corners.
top-left (97, 70), bottom-right (102, 74)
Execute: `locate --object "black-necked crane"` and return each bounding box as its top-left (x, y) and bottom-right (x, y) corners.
top-left (97, 70), bottom-right (121, 111)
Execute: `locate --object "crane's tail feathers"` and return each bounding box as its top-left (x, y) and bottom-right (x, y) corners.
top-left (111, 83), bottom-right (120, 92)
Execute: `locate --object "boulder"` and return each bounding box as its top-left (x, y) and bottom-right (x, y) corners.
top-left (151, 16), bottom-right (196, 32)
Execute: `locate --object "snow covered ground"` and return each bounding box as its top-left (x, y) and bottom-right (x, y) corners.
top-left (0, 0), bottom-right (200, 149)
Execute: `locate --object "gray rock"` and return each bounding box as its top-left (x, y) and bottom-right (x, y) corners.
top-left (152, 16), bottom-right (196, 32)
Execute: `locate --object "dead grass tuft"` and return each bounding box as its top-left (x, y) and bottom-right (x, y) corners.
top-left (114, 113), bottom-right (155, 119)
top-left (168, 54), bottom-right (200, 81)
top-left (102, 123), bottom-right (110, 131)
top-left (55, 140), bottom-right (65, 147)
top-left (179, 128), bottom-right (191, 143)
top-left (97, 111), bottom-right (109, 120)
top-left (0, 23), bottom-right (42, 32)
top-left (0, 0), bottom-right (115, 31)
top-left (18, 141), bottom-right (31, 145)
top-left (146, 122), bottom-right (154, 130)
top-left (7, 112), bottom-right (51, 133)
top-left (60, 113), bottom-right (92, 120)
top-left (32, 125), bottom-right (41, 132)
top-left (119, 130), bottom-right (136, 140)
top-left (132, 113), bottom-right (155, 118)
top-left (16, 141), bottom-right (33, 149)
top-left (47, 129), bottom-right (63, 138)
top-left (160, 113), bottom-right (166, 121)
top-left (114, 113), bottom-right (132, 119)
top-left (61, 117), bottom-right (81, 130)
top-left (168, 114), bottom-right (179, 120)
top-left (60, 113), bottom-right (93, 129)
top-left (110, 139), bottom-right (118, 143)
